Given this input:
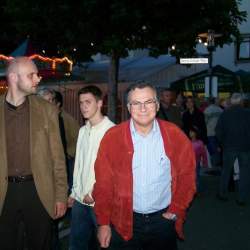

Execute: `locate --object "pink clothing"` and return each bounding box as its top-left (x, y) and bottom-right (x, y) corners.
top-left (192, 139), bottom-right (208, 167)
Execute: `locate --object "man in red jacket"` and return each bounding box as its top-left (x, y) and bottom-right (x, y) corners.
top-left (93, 82), bottom-right (196, 250)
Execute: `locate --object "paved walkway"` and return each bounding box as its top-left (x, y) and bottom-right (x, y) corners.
top-left (178, 173), bottom-right (250, 250)
top-left (61, 171), bottom-right (250, 250)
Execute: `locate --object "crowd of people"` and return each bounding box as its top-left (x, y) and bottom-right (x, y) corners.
top-left (159, 88), bottom-right (250, 200)
top-left (0, 57), bottom-right (249, 250)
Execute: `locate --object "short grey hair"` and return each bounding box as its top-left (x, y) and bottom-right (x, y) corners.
top-left (37, 88), bottom-right (55, 98)
top-left (126, 81), bottom-right (159, 104)
top-left (230, 93), bottom-right (243, 105)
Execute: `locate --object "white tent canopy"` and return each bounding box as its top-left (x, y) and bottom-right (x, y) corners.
top-left (73, 50), bottom-right (207, 87)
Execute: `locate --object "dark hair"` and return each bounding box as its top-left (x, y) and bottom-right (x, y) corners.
top-left (126, 82), bottom-right (158, 103)
top-left (161, 87), bottom-right (175, 93)
top-left (185, 96), bottom-right (194, 103)
top-left (78, 85), bottom-right (103, 100)
top-left (189, 126), bottom-right (201, 139)
top-left (53, 91), bottom-right (63, 108)
top-left (185, 96), bottom-right (197, 110)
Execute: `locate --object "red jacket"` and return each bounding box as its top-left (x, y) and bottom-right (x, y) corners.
top-left (93, 119), bottom-right (196, 240)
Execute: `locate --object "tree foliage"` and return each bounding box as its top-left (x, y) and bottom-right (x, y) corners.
top-left (2, 0), bottom-right (246, 58)
top-left (1, 0), bottom-right (247, 121)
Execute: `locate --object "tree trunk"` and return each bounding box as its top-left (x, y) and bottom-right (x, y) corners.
top-left (108, 50), bottom-right (120, 122)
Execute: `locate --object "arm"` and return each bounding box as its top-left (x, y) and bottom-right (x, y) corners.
top-left (93, 135), bottom-right (114, 247)
top-left (48, 107), bottom-right (68, 218)
top-left (69, 129), bottom-right (82, 198)
top-left (97, 225), bottom-right (112, 248)
top-left (68, 128), bottom-right (83, 207)
top-left (166, 127), bottom-right (196, 239)
top-left (93, 136), bottom-right (114, 225)
top-left (62, 111), bottom-right (80, 158)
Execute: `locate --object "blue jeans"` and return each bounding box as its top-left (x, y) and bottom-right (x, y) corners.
top-left (69, 200), bottom-right (98, 250)
top-left (207, 136), bottom-right (221, 166)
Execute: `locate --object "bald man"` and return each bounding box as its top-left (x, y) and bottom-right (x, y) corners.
top-left (0, 57), bottom-right (68, 249)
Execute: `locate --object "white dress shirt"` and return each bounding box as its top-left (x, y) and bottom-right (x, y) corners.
top-left (131, 119), bottom-right (172, 214)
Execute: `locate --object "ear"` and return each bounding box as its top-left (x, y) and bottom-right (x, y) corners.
top-left (97, 99), bottom-right (103, 108)
top-left (8, 72), bottom-right (18, 83)
top-left (127, 103), bottom-right (131, 114)
top-left (156, 102), bottom-right (160, 112)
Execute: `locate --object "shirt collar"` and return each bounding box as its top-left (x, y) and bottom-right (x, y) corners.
top-left (5, 97), bottom-right (28, 111)
top-left (85, 116), bottom-right (107, 130)
top-left (130, 118), bottom-right (158, 137)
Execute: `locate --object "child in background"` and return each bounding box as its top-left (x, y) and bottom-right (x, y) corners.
top-left (189, 126), bottom-right (208, 192)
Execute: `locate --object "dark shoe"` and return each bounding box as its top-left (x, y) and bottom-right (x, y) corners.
top-left (216, 193), bottom-right (228, 201)
top-left (236, 200), bottom-right (247, 207)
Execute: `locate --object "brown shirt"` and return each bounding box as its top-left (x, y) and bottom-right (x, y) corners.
top-left (5, 98), bottom-right (31, 176)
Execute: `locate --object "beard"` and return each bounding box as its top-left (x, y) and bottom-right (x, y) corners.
top-left (17, 81), bottom-right (37, 96)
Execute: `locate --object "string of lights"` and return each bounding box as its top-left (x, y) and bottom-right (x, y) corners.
top-left (0, 54), bottom-right (73, 72)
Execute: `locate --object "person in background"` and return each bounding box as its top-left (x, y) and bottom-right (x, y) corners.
top-left (198, 96), bottom-right (209, 113)
top-left (93, 82), bottom-right (196, 250)
top-left (216, 93), bottom-right (250, 206)
top-left (204, 97), bottom-right (223, 167)
top-left (189, 126), bottom-right (208, 192)
top-left (37, 87), bottom-right (55, 103)
top-left (53, 90), bottom-right (80, 192)
top-left (219, 97), bottom-right (231, 110)
top-left (38, 89), bottom-right (79, 191)
top-left (50, 90), bottom-right (79, 250)
top-left (175, 92), bottom-right (186, 115)
top-left (68, 85), bottom-right (115, 250)
top-left (182, 96), bottom-right (208, 145)
top-left (0, 57), bottom-right (68, 249)
top-left (157, 88), bottom-right (183, 128)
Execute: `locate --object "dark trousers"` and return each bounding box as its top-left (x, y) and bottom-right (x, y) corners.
top-left (0, 181), bottom-right (53, 250)
top-left (219, 150), bottom-right (250, 202)
top-left (207, 136), bottom-right (221, 166)
top-left (66, 157), bottom-right (74, 194)
top-left (108, 211), bottom-right (177, 250)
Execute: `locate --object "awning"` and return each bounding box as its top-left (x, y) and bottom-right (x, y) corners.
top-left (171, 65), bottom-right (240, 93)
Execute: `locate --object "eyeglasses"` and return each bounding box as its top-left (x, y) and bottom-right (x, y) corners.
top-left (129, 99), bottom-right (158, 109)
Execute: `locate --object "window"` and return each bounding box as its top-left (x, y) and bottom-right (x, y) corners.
top-left (236, 34), bottom-right (250, 61)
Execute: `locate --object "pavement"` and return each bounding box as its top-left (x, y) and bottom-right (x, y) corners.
top-left (60, 168), bottom-right (250, 250)
top-left (178, 169), bottom-right (250, 250)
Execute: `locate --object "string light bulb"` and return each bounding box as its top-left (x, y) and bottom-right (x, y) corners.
top-left (0, 54), bottom-right (73, 72)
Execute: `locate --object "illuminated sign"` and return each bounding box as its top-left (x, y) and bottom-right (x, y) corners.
top-left (180, 58), bottom-right (208, 64)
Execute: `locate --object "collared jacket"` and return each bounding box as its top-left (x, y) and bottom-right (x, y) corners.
top-left (0, 94), bottom-right (68, 218)
top-left (93, 119), bottom-right (196, 240)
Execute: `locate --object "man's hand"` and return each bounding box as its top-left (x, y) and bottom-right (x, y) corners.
top-left (67, 196), bottom-right (75, 208)
top-left (83, 194), bottom-right (94, 205)
top-left (54, 202), bottom-right (67, 219)
top-left (97, 225), bottom-right (112, 248)
top-left (162, 212), bottom-right (177, 221)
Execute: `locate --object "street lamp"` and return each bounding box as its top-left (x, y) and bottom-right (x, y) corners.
top-left (198, 30), bottom-right (222, 97)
